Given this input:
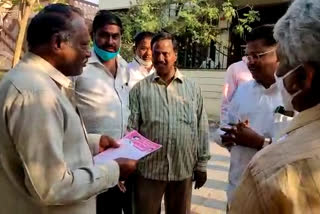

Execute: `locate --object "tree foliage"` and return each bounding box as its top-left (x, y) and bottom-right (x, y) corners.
top-left (8, 0), bottom-right (66, 67)
top-left (117, 0), bottom-right (260, 61)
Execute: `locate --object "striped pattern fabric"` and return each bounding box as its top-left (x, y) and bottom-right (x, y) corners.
top-left (128, 70), bottom-right (210, 181)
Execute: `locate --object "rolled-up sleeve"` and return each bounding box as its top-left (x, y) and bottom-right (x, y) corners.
top-left (195, 86), bottom-right (210, 172)
top-left (6, 90), bottom-right (119, 205)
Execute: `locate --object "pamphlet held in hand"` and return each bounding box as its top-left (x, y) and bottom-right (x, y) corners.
top-left (94, 130), bottom-right (162, 164)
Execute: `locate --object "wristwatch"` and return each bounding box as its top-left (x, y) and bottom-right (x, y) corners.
top-left (262, 137), bottom-right (272, 148)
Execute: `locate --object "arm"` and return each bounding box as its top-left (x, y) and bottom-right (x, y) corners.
top-left (7, 91), bottom-right (119, 205)
top-left (128, 85), bottom-right (141, 131)
top-left (195, 87), bottom-right (210, 172)
top-left (229, 168), bottom-right (264, 213)
top-left (220, 64), bottom-right (237, 127)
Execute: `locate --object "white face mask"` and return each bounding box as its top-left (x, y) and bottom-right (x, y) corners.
top-left (275, 65), bottom-right (303, 111)
top-left (135, 55), bottom-right (153, 67)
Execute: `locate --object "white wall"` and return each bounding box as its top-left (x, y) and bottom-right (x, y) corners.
top-left (99, 0), bottom-right (136, 10)
top-left (181, 70), bottom-right (225, 121)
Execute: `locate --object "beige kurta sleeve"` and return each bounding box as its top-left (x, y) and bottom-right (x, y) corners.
top-left (229, 168), bottom-right (264, 213)
top-left (87, 134), bottom-right (101, 155)
top-left (6, 90), bottom-right (119, 205)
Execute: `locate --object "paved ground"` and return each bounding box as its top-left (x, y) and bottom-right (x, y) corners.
top-left (161, 123), bottom-right (231, 214)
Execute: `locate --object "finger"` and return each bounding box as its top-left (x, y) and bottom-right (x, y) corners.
top-left (221, 135), bottom-right (235, 142)
top-left (102, 136), bottom-right (120, 149)
top-left (108, 138), bottom-right (120, 148)
top-left (196, 182), bottom-right (205, 189)
top-left (221, 127), bottom-right (234, 133)
top-left (194, 181), bottom-right (199, 189)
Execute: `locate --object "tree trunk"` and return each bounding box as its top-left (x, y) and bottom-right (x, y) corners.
top-left (12, 0), bottom-right (35, 67)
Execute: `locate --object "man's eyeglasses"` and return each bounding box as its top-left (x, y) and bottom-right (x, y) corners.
top-left (244, 48), bottom-right (276, 62)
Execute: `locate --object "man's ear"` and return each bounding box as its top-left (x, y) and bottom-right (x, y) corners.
top-left (303, 63), bottom-right (316, 90)
top-left (50, 33), bottom-right (63, 53)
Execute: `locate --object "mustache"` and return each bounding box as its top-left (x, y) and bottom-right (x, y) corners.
top-left (102, 45), bottom-right (117, 51)
top-left (154, 61), bottom-right (166, 65)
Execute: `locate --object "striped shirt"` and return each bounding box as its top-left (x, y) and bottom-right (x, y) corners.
top-left (128, 69), bottom-right (210, 181)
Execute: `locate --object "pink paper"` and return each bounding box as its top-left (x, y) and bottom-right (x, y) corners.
top-left (94, 130), bottom-right (162, 164)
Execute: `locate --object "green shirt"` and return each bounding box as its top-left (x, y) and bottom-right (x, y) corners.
top-left (128, 69), bottom-right (210, 181)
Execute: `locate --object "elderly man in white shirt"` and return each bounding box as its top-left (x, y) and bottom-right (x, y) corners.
top-left (74, 11), bottom-right (132, 214)
top-left (127, 31), bottom-right (155, 89)
top-left (220, 25), bottom-right (285, 203)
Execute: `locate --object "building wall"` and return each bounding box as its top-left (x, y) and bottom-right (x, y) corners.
top-left (99, 0), bottom-right (136, 10)
top-left (69, 0), bottom-right (99, 21)
top-left (182, 70), bottom-right (225, 121)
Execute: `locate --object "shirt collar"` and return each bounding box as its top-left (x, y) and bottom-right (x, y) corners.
top-left (280, 104), bottom-right (320, 136)
top-left (24, 52), bottom-right (72, 89)
top-left (253, 81), bottom-right (278, 94)
top-left (152, 68), bottom-right (184, 83)
top-left (88, 49), bottom-right (126, 69)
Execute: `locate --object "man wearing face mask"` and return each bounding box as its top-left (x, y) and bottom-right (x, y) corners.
top-left (229, 0), bottom-right (320, 213)
top-left (220, 25), bottom-right (287, 204)
top-left (74, 10), bottom-right (132, 214)
top-left (127, 31), bottom-right (155, 89)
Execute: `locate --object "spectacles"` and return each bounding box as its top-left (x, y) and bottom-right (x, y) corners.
top-left (244, 48), bottom-right (276, 62)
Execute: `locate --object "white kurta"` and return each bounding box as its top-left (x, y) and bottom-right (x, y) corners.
top-left (127, 59), bottom-right (155, 89)
top-left (225, 80), bottom-right (284, 201)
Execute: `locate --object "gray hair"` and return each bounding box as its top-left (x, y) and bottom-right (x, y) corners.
top-left (274, 0), bottom-right (320, 66)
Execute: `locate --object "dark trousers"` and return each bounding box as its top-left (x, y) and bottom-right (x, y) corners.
top-left (97, 180), bottom-right (133, 214)
top-left (133, 175), bottom-right (192, 214)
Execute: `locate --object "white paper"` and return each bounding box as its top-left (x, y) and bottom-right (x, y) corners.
top-left (94, 130), bottom-right (162, 164)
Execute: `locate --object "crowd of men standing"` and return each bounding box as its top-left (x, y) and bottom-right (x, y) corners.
top-left (0, 0), bottom-right (320, 213)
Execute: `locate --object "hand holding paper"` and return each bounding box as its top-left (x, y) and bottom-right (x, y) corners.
top-left (94, 131), bottom-right (162, 164)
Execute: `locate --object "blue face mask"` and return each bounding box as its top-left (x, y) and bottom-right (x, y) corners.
top-left (93, 42), bottom-right (120, 62)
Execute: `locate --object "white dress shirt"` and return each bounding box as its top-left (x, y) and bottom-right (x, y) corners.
top-left (127, 58), bottom-right (155, 89)
top-left (75, 51), bottom-right (130, 140)
top-left (224, 80), bottom-right (284, 201)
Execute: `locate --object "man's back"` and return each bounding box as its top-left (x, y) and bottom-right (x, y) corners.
top-left (230, 104), bottom-right (320, 213)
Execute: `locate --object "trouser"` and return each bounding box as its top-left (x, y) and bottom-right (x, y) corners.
top-left (97, 178), bottom-right (133, 214)
top-left (133, 175), bottom-right (192, 214)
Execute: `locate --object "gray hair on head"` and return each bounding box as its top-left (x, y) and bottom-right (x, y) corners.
top-left (274, 0), bottom-right (320, 66)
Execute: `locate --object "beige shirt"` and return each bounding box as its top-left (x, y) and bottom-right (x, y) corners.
top-left (230, 104), bottom-right (320, 214)
top-left (75, 52), bottom-right (129, 140)
top-left (0, 53), bottom-right (119, 214)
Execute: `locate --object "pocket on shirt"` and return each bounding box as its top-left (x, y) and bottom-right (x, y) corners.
top-left (179, 99), bottom-right (195, 125)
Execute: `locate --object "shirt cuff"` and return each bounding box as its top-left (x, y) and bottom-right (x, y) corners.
top-left (87, 134), bottom-right (101, 156)
top-left (94, 160), bottom-right (120, 189)
top-left (195, 161), bottom-right (208, 172)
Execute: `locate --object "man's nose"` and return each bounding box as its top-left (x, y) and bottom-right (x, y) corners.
top-left (86, 49), bottom-right (91, 58)
top-left (107, 36), bottom-right (113, 44)
top-left (147, 49), bottom-right (152, 57)
top-left (157, 54), bottom-right (164, 62)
